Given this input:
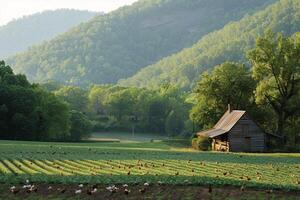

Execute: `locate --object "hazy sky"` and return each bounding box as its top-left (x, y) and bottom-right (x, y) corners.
top-left (0, 0), bottom-right (139, 26)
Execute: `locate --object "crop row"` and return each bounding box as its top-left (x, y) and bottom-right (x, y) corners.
top-left (0, 158), bottom-right (299, 187)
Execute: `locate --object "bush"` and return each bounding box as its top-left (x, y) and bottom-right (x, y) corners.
top-left (192, 136), bottom-right (211, 151)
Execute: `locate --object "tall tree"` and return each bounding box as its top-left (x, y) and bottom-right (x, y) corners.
top-left (190, 62), bottom-right (256, 129)
top-left (248, 31), bottom-right (300, 138)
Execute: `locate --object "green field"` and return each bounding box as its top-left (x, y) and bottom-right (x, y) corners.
top-left (0, 139), bottom-right (300, 199)
top-left (0, 139), bottom-right (300, 189)
top-left (88, 131), bottom-right (168, 142)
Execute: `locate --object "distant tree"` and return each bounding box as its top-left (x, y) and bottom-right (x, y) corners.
top-left (248, 31), bottom-right (300, 139)
top-left (69, 110), bottom-right (92, 141)
top-left (165, 110), bottom-right (184, 136)
top-left (105, 89), bottom-right (135, 121)
top-left (147, 96), bottom-right (169, 133)
top-left (88, 85), bottom-right (109, 115)
top-left (41, 81), bottom-right (63, 92)
top-left (190, 62), bottom-right (256, 129)
top-left (86, 84), bottom-right (188, 135)
top-left (40, 91), bottom-right (70, 141)
top-left (55, 86), bottom-right (88, 113)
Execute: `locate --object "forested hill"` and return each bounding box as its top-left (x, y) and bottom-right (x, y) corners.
top-left (120, 0), bottom-right (300, 90)
top-left (0, 9), bottom-right (98, 58)
top-left (7, 0), bottom-right (276, 86)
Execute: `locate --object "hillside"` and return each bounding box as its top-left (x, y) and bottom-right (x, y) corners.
top-left (7, 0), bottom-right (276, 86)
top-left (120, 0), bottom-right (300, 90)
top-left (0, 9), bottom-right (98, 58)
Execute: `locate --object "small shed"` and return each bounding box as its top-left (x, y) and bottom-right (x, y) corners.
top-left (197, 105), bottom-right (266, 152)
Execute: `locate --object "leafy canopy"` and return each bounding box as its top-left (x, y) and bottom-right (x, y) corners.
top-left (248, 31), bottom-right (300, 136)
top-left (190, 62), bottom-right (255, 129)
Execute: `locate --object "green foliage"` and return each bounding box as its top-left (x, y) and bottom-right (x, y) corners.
top-left (104, 89), bottom-right (136, 121)
top-left (122, 0), bottom-right (300, 90)
top-left (190, 62), bottom-right (255, 129)
top-left (85, 85), bottom-right (189, 135)
top-left (0, 9), bottom-right (96, 58)
top-left (165, 110), bottom-right (184, 136)
top-left (7, 0), bottom-right (275, 85)
top-left (0, 61), bottom-right (70, 141)
top-left (192, 136), bottom-right (211, 151)
top-left (55, 86), bottom-right (88, 113)
top-left (69, 110), bottom-right (92, 141)
top-left (248, 31), bottom-right (300, 139)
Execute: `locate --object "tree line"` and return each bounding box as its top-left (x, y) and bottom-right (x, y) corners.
top-left (44, 83), bottom-right (190, 137)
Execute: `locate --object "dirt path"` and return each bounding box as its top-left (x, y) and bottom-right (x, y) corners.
top-left (1, 184), bottom-right (299, 200)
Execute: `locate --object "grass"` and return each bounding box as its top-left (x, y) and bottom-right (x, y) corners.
top-left (0, 139), bottom-right (299, 192)
top-left (89, 131), bottom-right (168, 142)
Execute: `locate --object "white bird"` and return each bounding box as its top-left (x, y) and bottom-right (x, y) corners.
top-left (92, 188), bottom-right (97, 193)
top-left (106, 186), bottom-right (112, 191)
top-left (123, 184), bottom-right (128, 188)
top-left (10, 186), bottom-right (16, 190)
top-left (144, 182), bottom-right (149, 186)
top-left (75, 189), bottom-right (82, 194)
top-left (106, 185), bottom-right (118, 192)
top-left (157, 181), bottom-right (163, 185)
top-left (23, 184), bottom-right (31, 189)
top-left (78, 184), bottom-right (83, 188)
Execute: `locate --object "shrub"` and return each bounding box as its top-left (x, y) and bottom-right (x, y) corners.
top-left (192, 136), bottom-right (211, 151)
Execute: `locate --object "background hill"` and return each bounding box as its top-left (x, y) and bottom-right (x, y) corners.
top-left (120, 0), bottom-right (300, 90)
top-left (0, 9), bottom-right (98, 58)
top-left (7, 0), bottom-right (276, 86)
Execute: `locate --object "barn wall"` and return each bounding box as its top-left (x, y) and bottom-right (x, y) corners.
top-left (228, 114), bottom-right (265, 152)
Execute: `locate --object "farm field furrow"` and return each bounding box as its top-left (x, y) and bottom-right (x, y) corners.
top-left (0, 140), bottom-right (299, 192)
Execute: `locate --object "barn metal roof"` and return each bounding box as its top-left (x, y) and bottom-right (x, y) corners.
top-left (197, 110), bottom-right (246, 138)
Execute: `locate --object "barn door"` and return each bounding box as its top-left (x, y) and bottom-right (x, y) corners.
top-left (244, 137), bottom-right (251, 152)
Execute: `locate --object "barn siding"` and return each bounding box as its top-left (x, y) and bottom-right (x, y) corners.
top-left (228, 114), bottom-right (265, 152)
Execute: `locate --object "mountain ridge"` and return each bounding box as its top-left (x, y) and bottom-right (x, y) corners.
top-left (120, 0), bottom-right (300, 90)
top-left (7, 0), bottom-right (276, 86)
top-left (0, 9), bottom-right (98, 58)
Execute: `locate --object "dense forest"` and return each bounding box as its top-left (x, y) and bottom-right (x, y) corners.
top-left (121, 0), bottom-right (300, 90)
top-left (0, 9), bottom-right (98, 58)
top-left (0, 61), bottom-right (70, 141)
top-left (7, 0), bottom-right (275, 85)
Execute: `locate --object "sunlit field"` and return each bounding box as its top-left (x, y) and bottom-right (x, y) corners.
top-left (0, 140), bottom-right (300, 189)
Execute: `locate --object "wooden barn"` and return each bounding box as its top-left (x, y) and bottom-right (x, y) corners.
top-left (197, 105), bottom-right (267, 152)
